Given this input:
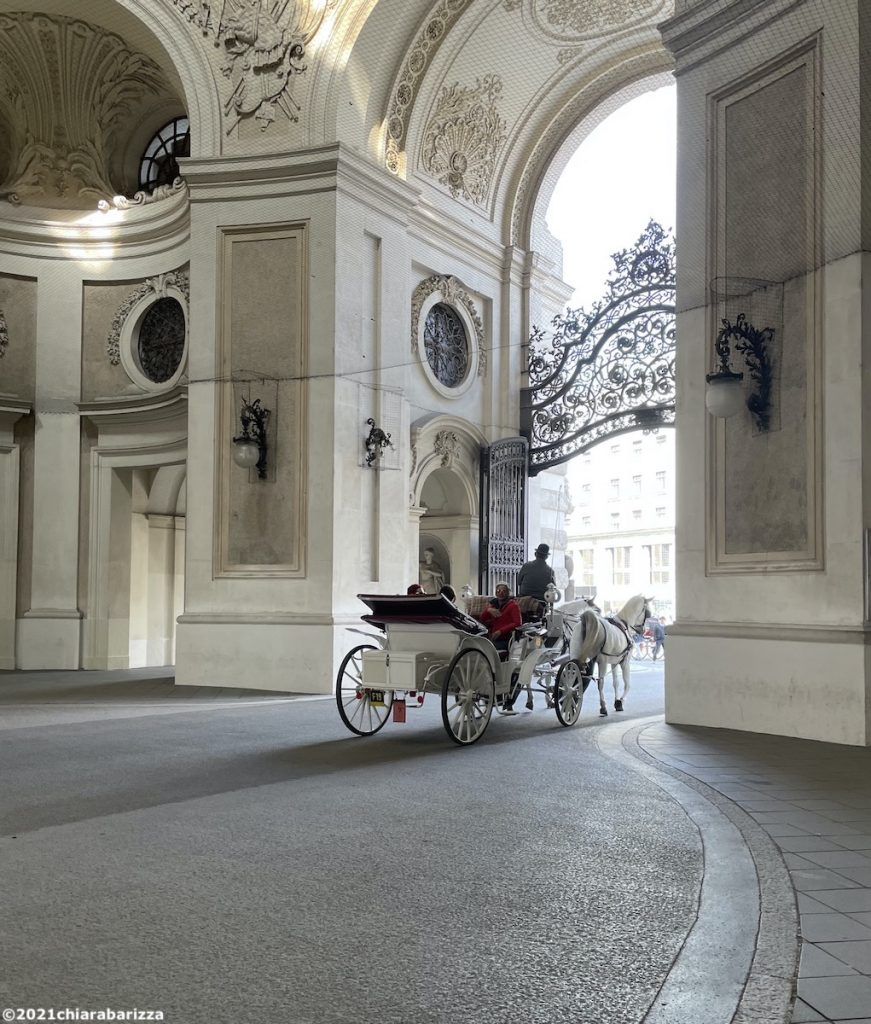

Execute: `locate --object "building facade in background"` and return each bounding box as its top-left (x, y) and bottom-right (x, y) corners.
top-left (566, 430), bottom-right (674, 620)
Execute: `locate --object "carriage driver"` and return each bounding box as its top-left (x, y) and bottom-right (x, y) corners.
top-left (479, 582), bottom-right (522, 653)
top-left (517, 543), bottom-right (556, 603)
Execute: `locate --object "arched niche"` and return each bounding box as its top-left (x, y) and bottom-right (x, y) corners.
top-left (410, 414), bottom-right (486, 597)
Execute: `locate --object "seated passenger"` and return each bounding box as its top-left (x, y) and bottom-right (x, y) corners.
top-left (479, 582), bottom-right (522, 653)
top-left (406, 584), bottom-right (424, 596)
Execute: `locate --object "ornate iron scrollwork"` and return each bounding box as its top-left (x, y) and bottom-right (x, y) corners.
top-left (423, 302), bottom-right (469, 388)
top-left (137, 297), bottom-right (186, 384)
top-left (523, 220), bottom-right (676, 473)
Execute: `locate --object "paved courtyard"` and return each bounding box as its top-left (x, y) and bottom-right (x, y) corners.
top-left (0, 662), bottom-right (870, 1022)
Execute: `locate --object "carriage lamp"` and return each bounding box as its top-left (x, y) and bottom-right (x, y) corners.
top-left (705, 313), bottom-right (774, 431)
top-left (544, 583), bottom-right (561, 606)
top-left (232, 397), bottom-right (270, 479)
top-left (364, 418), bottom-right (394, 466)
top-left (461, 584), bottom-right (474, 599)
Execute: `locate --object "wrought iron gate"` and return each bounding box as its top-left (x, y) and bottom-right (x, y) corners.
top-left (522, 221), bottom-right (676, 474)
top-left (479, 437), bottom-right (528, 595)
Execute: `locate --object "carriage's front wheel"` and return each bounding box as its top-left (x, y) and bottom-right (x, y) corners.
top-left (554, 660), bottom-right (587, 727)
top-left (336, 644), bottom-right (393, 736)
top-left (441, 648), bottom-right (495, 746)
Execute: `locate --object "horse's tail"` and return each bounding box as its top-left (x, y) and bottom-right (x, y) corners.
top-left (570, 609), bottom-right (602, 665)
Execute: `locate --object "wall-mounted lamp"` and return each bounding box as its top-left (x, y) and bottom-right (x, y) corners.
top-left (364, 417), bottom-right (393, 466)
top-left (705, 313), bottom-right (774, 431)
top-left (232, 398), bottom-right (270, 479)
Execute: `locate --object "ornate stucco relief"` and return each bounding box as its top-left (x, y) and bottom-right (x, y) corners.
top-left (411, 274), bottom-right (486, 378)
top-left (503, 0), bottom-right (669, 41)
top-left (0, 13), bottom-right (168, 207)
top-left (107, 270), bottom-right (190, 366)
top-left (384, 0), bottom-right (473, 175)
top-left (171, 0), bottom-right (339, 134)
top-left (0, 310), bottom-right (8, 359)
top-left (421, 74), bottom-right (507, 206)
top-left (433, 430), bottom-right (461, 467)
top-left (98, 177), bottom-right (188, 213)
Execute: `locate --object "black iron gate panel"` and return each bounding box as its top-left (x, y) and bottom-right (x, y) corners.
top-left (479, 437), bottom-right (528, 596)
top-left (522, 221), bottom-right (676, 474)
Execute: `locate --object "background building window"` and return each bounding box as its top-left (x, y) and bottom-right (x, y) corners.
top-left (633, 509), bottom-right (642, 521)
top-left (610, 512), bottom-right (620, 530)
top-left (632, 474), bottom-right (642, 496)
top-left (656, 506), bottom-right (666, 520)
top-left (647, 543), bottom-right (671, 584)
top-left (582, 515), bottom-right (591, 529)
top-left (579, 549), bottom-right (594, 587)
top-left (632, 440), bottom-right (643, 456)
top-left (610, 443), bottom-right (621, 456)
top-left (656, 470), bottom-right (666, 492)
top-left (610, 478), bottom-right (620, 500)
top-left (609, 546), bottom-right (632, 585)
top-left (581, 483), bottom-right (592, 505)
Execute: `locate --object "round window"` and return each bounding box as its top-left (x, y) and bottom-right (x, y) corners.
top-left (423, 303), bottom-right (469, 388)
top-left (137, 297), bottom-right (186, 384)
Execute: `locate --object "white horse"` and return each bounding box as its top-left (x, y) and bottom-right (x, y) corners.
top-left (569, 594), bottom-right (653, 716)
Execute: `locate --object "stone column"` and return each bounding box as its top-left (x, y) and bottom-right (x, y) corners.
top-left (16, 264), bottom-right (83, 668)
top-left (0, 401), bottom-right (28, 669)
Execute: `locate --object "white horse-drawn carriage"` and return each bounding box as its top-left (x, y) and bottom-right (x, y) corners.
top-left (336, 590), bottom-right (653, 745)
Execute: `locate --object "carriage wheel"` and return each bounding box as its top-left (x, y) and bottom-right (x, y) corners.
top-left (554, 660), bottom-right (587, 727)
top-left (441, 648), bottom-right (495, 746)
top-left (336, 644), bottom-right (393, 736)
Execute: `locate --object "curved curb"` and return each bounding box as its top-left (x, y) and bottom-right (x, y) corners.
top-left (595, 716), bottom-right (799, 1024)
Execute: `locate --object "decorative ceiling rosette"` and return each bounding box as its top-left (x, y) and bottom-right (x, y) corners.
top-left (421, 74), bottom-right (507, 207)
top-left (503, 0), bottom-right (671, 42)
top-left (171, 0), bottom-right (340, 134)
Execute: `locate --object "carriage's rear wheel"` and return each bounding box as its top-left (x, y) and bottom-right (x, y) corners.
top-left (441, 648), bottom-right (495, 746)
top-left (336, 644), bottom-right (392, 736)
top-left (554, 660), bottom-right (587, 727)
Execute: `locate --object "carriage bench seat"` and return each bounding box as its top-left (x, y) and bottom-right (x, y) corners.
top-left (464, 595), bottom-right (544, 623)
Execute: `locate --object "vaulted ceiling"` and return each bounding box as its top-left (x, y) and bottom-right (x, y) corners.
top-left (0, 0), bottom-right (674, 231)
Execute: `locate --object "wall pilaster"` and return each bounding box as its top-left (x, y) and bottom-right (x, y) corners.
top-left (16, 264), bottom-right (83, 668)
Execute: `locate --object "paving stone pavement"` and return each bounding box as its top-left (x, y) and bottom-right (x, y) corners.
top-left (635, 721), bottom-right (871, 1023)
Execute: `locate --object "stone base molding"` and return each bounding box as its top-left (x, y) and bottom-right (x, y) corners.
top-left (669, 620), bottom-right (871, 645)
top-left (16, 611), bottom-right (83, 670)
top-left (175, 620), bottom-right (374, 694)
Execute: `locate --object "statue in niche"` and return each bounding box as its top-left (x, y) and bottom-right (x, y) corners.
top-left (419, 547), bottom-right (446, 595)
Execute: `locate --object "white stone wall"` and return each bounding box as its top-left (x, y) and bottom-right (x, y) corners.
top-left (662, 0), bottom-right (870, 743)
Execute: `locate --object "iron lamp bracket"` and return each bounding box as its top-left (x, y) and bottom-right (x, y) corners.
top-left (233, 398), bottom-right (270, 479)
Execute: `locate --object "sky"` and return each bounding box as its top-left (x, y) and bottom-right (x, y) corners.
top-left (546, 85), bottom-right (677, 310)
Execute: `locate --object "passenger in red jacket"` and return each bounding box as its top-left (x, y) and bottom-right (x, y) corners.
top-left (479, 582), bottom-right (522, 653)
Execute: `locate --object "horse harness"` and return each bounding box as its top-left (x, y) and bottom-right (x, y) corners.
top-left (602, 616), bottom-right (633, 661)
